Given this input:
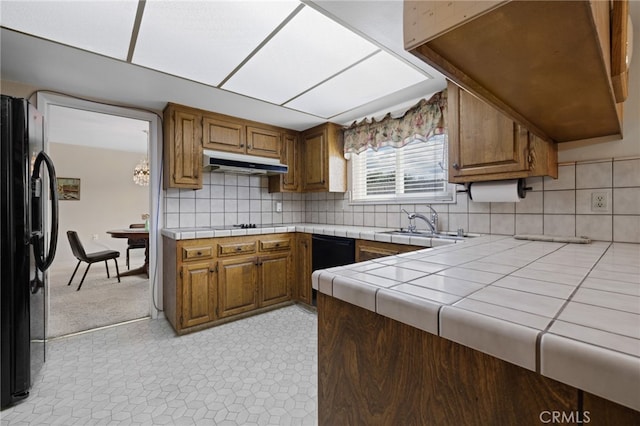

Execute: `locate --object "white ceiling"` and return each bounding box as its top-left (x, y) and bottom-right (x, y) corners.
top-left (48, 106), bottom-right (150, 154)
top-left (0, 0), bottom-right (447, 131)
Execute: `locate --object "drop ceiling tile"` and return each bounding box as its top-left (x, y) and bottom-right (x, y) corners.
top-left (0, 0), bottom-right (138, 60)
top-left (222, 5), bottom-right (379, 105)
top-left (285, 50), bottom-right (428, 118)
top-left (133, 0), bottom-right (299, 87)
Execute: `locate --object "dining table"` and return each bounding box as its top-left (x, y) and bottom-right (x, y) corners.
top-left (106, 229), bottom-right (149, 278)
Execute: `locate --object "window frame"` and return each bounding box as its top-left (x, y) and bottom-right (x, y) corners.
top-left (348, 134), bottom-right (456, 205)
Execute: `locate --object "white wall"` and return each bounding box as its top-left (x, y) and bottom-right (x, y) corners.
top-left (49, 143), bottom-right (149, 268)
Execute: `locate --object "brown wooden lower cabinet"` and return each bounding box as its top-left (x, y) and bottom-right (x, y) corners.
top-left (180, 261), bottom-right (217, 328)
top-left (295, 234), bottom-right (312, 305)
top-left (218, 256), bottom-right (259, 318)
top-left (163, 234), bottom-right (293, 334)
top-left (259, 252), bottom-right (291, 307)
top-left (355, 239), bottom-right (422, 262)
top-left (318, 293), bottom-right (639, 425)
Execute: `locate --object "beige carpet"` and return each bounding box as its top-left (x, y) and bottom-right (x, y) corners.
top-left (48, 259), bottom-right (150, 338)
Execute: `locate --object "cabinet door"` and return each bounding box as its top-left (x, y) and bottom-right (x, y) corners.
top-left (296, 234), bottom-right (312, 305)
top-left (247, 126), bottom-right (280, 158)
top-left (203, 115), bottom-right (245, 154)
top-left (355, 240), bottom-right (421, 262)
top-left (218, 257), bottom-right (258, 318)
top-left (448, 82), bottom-right (529, 181)
top-left (281, 132), bottom-right (299, 191)
top-left (259, 253), bottom-right (291, 307)
top-left (302, 128), bottom-right (327, 191)
top-left (181, 261), bottom-right (216, 328)
top-left (170, 108), bottom-right (202, 188)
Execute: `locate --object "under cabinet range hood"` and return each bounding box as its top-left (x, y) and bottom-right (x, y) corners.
top-left (203, 150), bottom-right (288, 175)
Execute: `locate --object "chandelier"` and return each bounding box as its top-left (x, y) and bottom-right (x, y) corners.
top-left (133, 158), bottom-right (150, 186)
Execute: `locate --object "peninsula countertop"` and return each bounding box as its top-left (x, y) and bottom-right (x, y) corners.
top-left (312, 235), bottom-right (639, 412)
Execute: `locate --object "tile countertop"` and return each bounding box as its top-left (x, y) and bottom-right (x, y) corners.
top-left (313, 235), bottom-right (640, 413)
top-left (160, 223), bottom-right (466, 248)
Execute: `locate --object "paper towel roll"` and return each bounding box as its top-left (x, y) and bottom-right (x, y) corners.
top-left (469, 179), bottom-right (526, 202)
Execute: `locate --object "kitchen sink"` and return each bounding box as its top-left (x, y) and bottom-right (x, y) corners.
top-left (380, 230), bottom-right (476, 241)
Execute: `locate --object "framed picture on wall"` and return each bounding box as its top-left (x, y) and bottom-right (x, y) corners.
top-left (57, 177), bottom-right (80, 200)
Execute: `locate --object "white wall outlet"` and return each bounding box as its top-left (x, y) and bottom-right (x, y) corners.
top-left (275, 202), bottom-right (282, 213)
top-left (591, 192), bottom-right (609, 212)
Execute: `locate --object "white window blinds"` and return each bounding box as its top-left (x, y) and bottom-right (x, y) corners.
top-left (351, 134), bottom-right (454, 202)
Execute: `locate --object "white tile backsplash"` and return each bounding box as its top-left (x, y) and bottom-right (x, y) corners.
top-left (544, 215), bottom-right (576, 237)
top-left (576, 215), bottom-right (613, 241)
top-left (163, 158), bottom-right (639, 243)
top-left (490, 214), bottom-right (515, 235)
top-left (544, 164), bottom-right (575, 190)
top-left (544, 190), bottom-right (575, 214)
top-left (515, 214), bottom-right (543, 235)
top-left (576, 161), bottom-right (612, 189)
top-left (613, 158), bottom-right (640, 188)
top-left (614, 188), bottom-right (640, 215)
top-left (515, 191), bottom-right (543, 214)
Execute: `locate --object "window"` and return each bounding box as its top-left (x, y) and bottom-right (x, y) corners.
top-left (350, 134), bottom-right (454, 203)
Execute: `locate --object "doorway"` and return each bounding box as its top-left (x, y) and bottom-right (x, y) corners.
top-left (37, 93), bottom-right (162, 338)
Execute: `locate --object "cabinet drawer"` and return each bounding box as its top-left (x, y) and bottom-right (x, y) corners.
top-left (218, 241), bottom-right (257, 256)
top-left (181, 246), bottom-right (214, 261)
top-left (260, 238), bottom-right (291, 252)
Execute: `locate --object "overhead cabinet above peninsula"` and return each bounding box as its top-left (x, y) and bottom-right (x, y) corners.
top-left (404, 0), bottom-right (629, 143)
top-left (447, 81), bottom-right (558, 183)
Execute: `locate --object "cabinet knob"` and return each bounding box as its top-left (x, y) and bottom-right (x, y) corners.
top-left (275, 243), bottom-right (280, 247)
top-left (240, 144), bottom-right (245, 148)
top-left (236, 247), bottom-right (242, 251)
top-left (247, 145), bottom-right (252, 149)
top-left (197, 251), bottom-right (202, 255)
top-left (452, 163), bottom-right (460, 170)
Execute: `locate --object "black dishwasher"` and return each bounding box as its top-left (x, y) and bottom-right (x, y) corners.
top-left (311, 234), bottom-right (356, 306)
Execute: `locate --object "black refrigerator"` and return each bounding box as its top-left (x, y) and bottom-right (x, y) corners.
top-left (1, 95), bottom-right (59, 410)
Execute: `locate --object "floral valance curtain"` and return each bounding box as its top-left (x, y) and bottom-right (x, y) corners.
top-left (343, 89), bottom-right (447, 155)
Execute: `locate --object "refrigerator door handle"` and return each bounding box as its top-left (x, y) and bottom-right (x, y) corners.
top-left (31, 151), bottom-right (58, 272)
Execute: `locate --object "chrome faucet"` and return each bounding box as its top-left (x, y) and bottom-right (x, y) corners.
top-left (402, 206), bottom-right (438, 234)
top-left (402, 209), bottom-right (417, 232)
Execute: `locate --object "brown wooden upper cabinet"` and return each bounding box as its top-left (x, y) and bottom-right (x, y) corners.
top-left (301, 122), bottom-right (346, 193)
top-left (203, 113), bottom-right (280, 159)
top-left (164, 103), bottom-right (288, 189)
top-left (163, 103), bottom-right (203, 189)
top-left (448, 81), bottom-right (557, 183)
top-left (203, 115), bottom-right (245, 155)
top-left (404, 0), bottom-right (626, 143)
top-left (269, 131), bottom-right (299, 193)
top-left (246, 126), bottom-right (280, 158)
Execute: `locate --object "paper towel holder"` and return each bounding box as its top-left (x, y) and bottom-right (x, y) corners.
top-left (457, 178), bottom-right (532, 200)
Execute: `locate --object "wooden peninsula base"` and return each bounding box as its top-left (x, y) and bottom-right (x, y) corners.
top-left (318, 293), bottom-right (640, 425)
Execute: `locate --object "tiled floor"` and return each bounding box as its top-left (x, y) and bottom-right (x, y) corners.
top-left (1, 305), bottom-right (318, 425)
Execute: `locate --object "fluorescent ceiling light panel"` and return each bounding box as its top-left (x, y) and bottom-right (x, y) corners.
top-left (285, 51), bottom-right (428, 118)
top-left (0, 0), bottom-right (138, 60)
top-left (133, 0), bottom-right (299, 87)
top-left (222, 6), bottom-right (379, 105)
